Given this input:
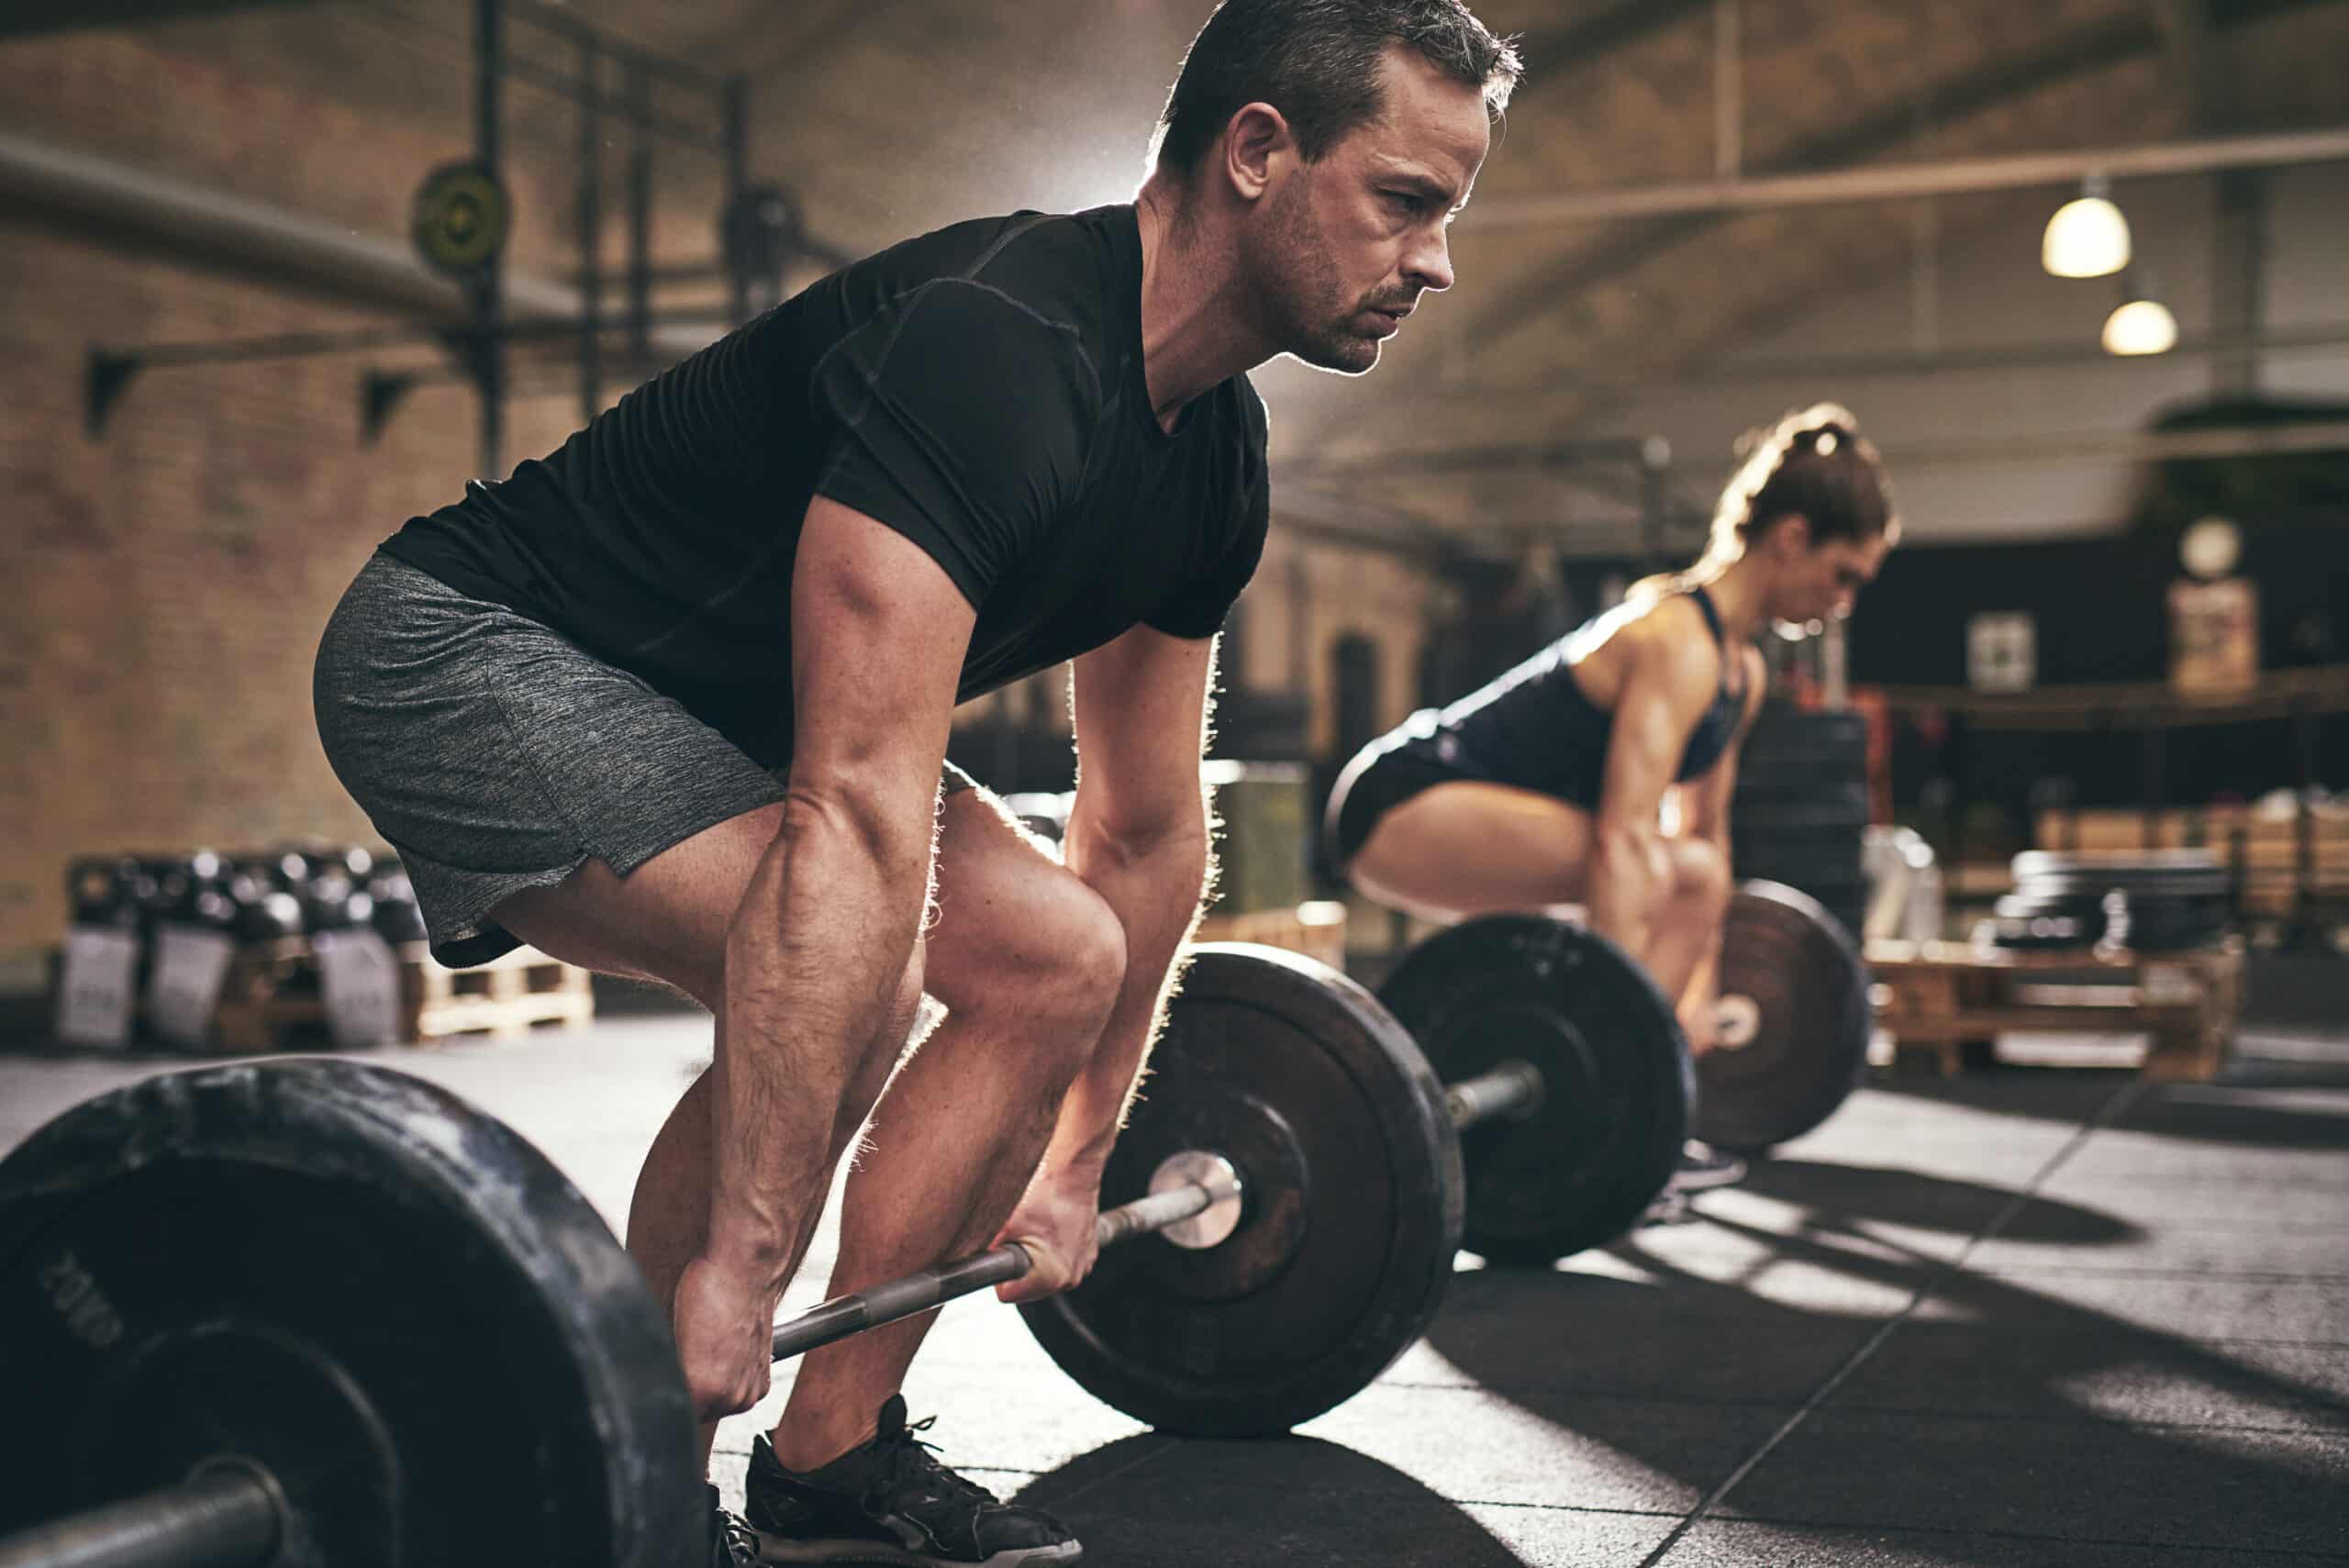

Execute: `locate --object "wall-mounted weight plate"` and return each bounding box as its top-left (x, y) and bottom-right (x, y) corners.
top-left (1380, 917), bottom-right (1691, 1265)
top-left (1694, 881), bottom-right (1874, 1152)
top-left (1020, 944), bottom-right (1461, 1436)
top-left (0, 1061), bottom-right (701, 1568)
top-left (411, 161), bottom-right (512, 278)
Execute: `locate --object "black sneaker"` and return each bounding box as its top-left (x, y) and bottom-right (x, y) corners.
top-left (744, 1395), bottom-right (1081, 1566)
top-left (709, 1485), bottom-right (764, 1567)
top-left (1669, 1140), bottom-right (1748, 1193)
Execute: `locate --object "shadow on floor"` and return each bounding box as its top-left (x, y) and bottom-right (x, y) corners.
top-left (1423, 1156), bottom-right (2349, 1562)
top-left (1733, 1158), bottom-right (2140, 1246)
top-left (1865, 1050), bottom-right (2349, 1150)
top-left (1010, 1434), bottom-right (1572, 1568)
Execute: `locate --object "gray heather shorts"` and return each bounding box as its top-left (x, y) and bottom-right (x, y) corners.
top-left (314, 551), bottom-right (974, 968)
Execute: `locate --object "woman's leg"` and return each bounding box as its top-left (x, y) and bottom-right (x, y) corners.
top-left (1348, 786), bottom-right (1741, 1051)
top-left (1345, 780), bottom-right (1597, 920)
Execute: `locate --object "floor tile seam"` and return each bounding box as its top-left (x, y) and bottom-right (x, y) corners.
top-left (1809, 1401), bottom-right (2349, 1436)
top-left (1687, 1507), bottom-right (2349, 1559)
top-left (1970, 1265), bottom-right (2349, 1283)
top-left (2023, 1211), bottom-right (2349, 1227)
top-left (1838, 1329), bottom-right (2349, 1351)
top-left (1631, 1078), bottom-right (2149, 1568)
top-left (1369, 1379), bottom-right (1829, 1410)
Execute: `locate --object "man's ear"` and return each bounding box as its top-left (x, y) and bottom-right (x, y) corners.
top-left (1771, 513), bottom-right (1813, 554)
top-left (1220, 101), bottom-right (1295, 203)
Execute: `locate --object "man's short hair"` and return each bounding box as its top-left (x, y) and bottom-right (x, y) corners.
top-left (1152, 0), bottom-right (1522, 174)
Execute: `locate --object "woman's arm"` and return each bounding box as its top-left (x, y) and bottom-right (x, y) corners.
top-left (1586, 611), bottom-right (1726, 959)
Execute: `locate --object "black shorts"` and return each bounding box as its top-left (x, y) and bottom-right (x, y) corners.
top-left (1322, 738), bottom-right (1479, 874)
top-left (314, 551), bottom-right (975, 967)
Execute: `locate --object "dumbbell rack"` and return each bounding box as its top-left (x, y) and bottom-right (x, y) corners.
top-left (1865, 937), bottom-right (2245, 1081)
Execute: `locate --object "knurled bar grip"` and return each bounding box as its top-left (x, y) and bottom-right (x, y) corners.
top-left (769, 1161), bottom-right (1245, 1362)
top-left (0, 1465), bottom-right (281, 1568)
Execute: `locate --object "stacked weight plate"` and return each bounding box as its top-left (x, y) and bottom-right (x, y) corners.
top-left (1730, 708), bottom-right (1871, 946)
top-left (1985, 850), bottom-right (2232, 952)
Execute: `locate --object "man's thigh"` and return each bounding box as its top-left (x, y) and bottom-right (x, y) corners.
top-left (496, 763), bottom-right (986, 1006)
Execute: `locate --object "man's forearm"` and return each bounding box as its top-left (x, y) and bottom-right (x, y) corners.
top-left (1044, 817), bottom-right (1210, 1178)
top-left (713, 799), bottom-right (928, 1281)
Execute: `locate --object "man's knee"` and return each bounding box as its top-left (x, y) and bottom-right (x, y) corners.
top-left (947, 876), bottom-right (1127, 1040)
top-left (1668, 836), bottom-right (1733, 911)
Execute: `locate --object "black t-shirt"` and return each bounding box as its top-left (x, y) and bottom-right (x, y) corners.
top-left (381, 205), bottom-right (1269, 767)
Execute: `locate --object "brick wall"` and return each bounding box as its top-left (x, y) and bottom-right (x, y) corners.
top-left (0, 18), bottom-right (1441, 971)
top-left (0, 23), bottom-right (716, 967)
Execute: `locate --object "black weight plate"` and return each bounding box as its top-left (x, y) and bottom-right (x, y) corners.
top-left (2018, 873), bottom-right (2232, 902)
top-left (1983, 911), bottom-right (2107, 949)
top-left (1380, 917), bottom-right (1690, 1265)
top-left (1731, 798), bottom-right (1871, 833)
top-left (1741, 707), bottom-right (1869, 750)
top-left (1730, 779), bottom-right (1872, 817)
top-left (1694, 882), bottom-right (1873, 1152)
top-left (1733, 850), bottom-right (1868, 886)
top-left (0, 1062), bottom-right (700, 1568)
top-left (1731, 852), bottom-right (1867, 893)
top-left (1732, 762), bottom-right (1865, 799)
top-left (2011, 851), bottom-right (2230, 900)
top-left (1019, 945), bottom-right (1460, 1436)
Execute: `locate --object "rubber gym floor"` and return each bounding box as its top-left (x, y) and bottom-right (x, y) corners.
top-left (4, 993), bottom-right (2344, 1567)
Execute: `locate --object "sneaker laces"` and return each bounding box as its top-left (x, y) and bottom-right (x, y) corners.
top-left (876, 1412), bottom-right (1001, 1510)
top-left (711, 1503), bottom-right (763, 1566)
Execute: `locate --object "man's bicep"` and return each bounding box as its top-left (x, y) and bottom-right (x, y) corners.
top-left (788, 496), bottom-right (976, 805)
top-left (1070, 626), bottom-right (1218, 838)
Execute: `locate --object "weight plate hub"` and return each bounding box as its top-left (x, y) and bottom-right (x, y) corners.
top-left (1019, 945), bottom-right (1460, 1437)
top-left (1380, 917), bottom-right (1690, 1265)
top-left (1695, 882), bottom-right (1873, 1152)
top-left (411, 161), bottom-right (512, 277)
top-left (0, 1062), bottom-right (701, 1568)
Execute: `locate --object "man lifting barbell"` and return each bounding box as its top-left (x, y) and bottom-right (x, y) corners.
top-left (1325, 404), bottom-right (1899, 1192)
top-left (310, 4), bottom-right (1520, 1564)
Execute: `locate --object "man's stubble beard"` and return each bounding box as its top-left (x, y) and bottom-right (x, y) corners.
top-left (1244, 175), bottom-right (1380, 375)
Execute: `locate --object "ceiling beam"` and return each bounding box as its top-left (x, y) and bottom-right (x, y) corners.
top-left (1462, 124), bottom-right (2349, 226)
top-left (1450, 0), bottom-right (2341, 343)
top-left (0, 0), bottom-right (317, 38)
top-left (2146, 0), bottom-right (2227, 128)
top-left (1502, 0), bottom-right (1710, 89)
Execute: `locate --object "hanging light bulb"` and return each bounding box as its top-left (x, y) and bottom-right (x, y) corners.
top-left (2102, 271), bottom-right (2178, 357)
top-left (2042, 174), bottom-right (2132, 279)
top-left (2102, 297), bottom-right (2177, 355)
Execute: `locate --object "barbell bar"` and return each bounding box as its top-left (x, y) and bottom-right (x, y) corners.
top-left (770, 1058), bottom-right (1542, 1362)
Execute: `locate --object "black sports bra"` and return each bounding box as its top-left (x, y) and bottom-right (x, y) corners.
top-left (1410, 586), bottom-right (1748, 810)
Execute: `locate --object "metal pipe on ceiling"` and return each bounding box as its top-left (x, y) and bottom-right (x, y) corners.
top-left (1464, 125), bottom-right (2349, 228)
top-left (0, 130), bottom-right (713, 355)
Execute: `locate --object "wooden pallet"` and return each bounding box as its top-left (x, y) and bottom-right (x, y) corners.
top-left (1194, 900), bottom-right (1350, 975)
top-left (1865, 938), bottom-right (2244, 1082)
top-left (209, 938), bottom-right (594, 1052)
